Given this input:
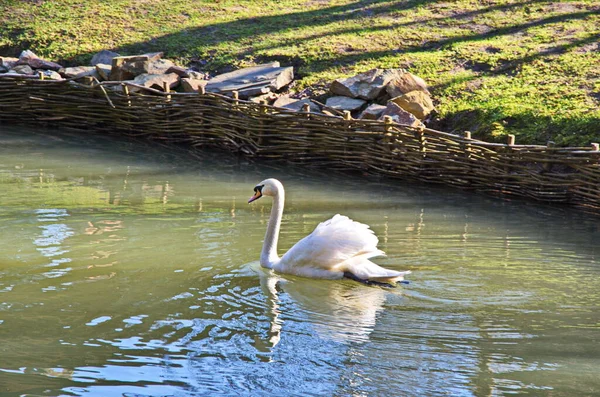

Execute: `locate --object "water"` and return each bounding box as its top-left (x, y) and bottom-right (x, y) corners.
top-left (0, 125), bottom-right (598, 397)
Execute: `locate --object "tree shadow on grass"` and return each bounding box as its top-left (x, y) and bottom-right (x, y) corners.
top-left (67, 0), bottom-right (557, 70)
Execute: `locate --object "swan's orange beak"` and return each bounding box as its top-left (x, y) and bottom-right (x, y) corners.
top-left (248, 190), bottom-right (262, 203)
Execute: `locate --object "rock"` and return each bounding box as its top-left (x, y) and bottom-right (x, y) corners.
top-left (17, 50), bottom-right (62, 71)
top-left (180, 77), bottom-right (207, 93)
top-left (273, 95), bottom-right (297, 108)
top-left (40, 70), bottom-right (63, 80)
top-left (330, 68), bottom-right (393, 100)
top-left (205, 62), bottom-right (294, 94)
top-left (238, 84), bottom-right (271, 99)
top-left (28, 58), bottom-right (63, 71)
top-left (110, 55), bottom-right (149, 81)
top-left (271, 67), bottom-right (294, 90)
top-left (390, 90), bottom-right (435, 120)
top-left (60, 66), bottom-right (99, 79)
top-left (359, 104), bottom-right (387, 120)
top-left (325, 96), bottom-right (366, 112)
top-left (144, 52), bottom-right (164, 62)
top-left (165, 66), bottom-right (190, 78)
top-left (133, 73), bottom-right (180, 91)
top-left (109, 53), bottom-right (164, 81)
top-left (379, 102), bottom-right (421, 127)
top-left (12, 64), bottom-right (34, 75)
top-left (0, 57), bottom-right (19, 72)
top-left (18, 50), bottom-right (37, 60)
top-left (386, 71), bottom-right (430, 97)
top-left (274, 97), bottom-right (320, 113)
top-left (95, 63), bottom-right (112, 81)
top-left (188, 71), bottom-right (209, 80)
top-left (148, 59), bottom-right (175, 74)
top-left (90, 50), bottom-right (120, 66)
top-left (249, 92), bottom-right (279, 104)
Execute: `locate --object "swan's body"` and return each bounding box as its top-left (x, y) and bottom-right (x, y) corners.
top-left (248, 178), bottom-right (410, 284)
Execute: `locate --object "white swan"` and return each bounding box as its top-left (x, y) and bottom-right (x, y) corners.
top-left (248, 178), bottom-right (410, 284)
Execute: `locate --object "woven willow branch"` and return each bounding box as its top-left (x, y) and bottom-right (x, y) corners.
top-left (1, 75), bottom-right (599, 212)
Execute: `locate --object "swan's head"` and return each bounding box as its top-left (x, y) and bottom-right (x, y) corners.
top-left (248, 178), bottom-right (283, 203)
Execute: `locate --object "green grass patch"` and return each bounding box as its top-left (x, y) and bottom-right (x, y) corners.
top-left (0, 0), bottom-right (598, 145)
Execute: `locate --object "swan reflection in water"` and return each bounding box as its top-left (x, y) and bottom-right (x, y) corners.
top-left (252, 262), bottom-right (401, 348)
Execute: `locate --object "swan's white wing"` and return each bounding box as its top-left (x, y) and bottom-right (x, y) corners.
top-left (279, 214), bottom-right (384, 274)
top-left (278, 214), bottom-right (411, 282)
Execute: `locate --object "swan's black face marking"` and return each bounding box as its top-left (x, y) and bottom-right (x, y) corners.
top-left (248, 184), bottom-right (264, 203)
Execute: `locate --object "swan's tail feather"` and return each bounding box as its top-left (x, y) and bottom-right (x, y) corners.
top-left (340, 257), bottom-right (411, 285)
top-left (343, 271), bottom-right (405, 288)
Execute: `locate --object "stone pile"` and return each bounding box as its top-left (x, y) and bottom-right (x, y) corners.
top-left (0, 49), bottom-right (435, 126)
top-left (326, 68), bottom-right (434, 126)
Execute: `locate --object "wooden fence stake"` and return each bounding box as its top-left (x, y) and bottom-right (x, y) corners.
top-left (416, 127), bottom-right (427, 158)
top-left (163, 81), bottom-right (171, 102)
top-left (123, 85), bottom-right (131, 107)
top-left (507, 134), bottom-right (515, 146)
top-left (462, 131), bottom-right (472, 160)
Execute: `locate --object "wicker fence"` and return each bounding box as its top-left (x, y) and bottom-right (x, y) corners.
top-left (1, 75), bottom-right (599, 212)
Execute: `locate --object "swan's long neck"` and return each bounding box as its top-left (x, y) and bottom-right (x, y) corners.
top-left (261, 187), bottom-right (284, 268)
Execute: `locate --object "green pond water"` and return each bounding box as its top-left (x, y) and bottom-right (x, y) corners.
top-left (0, 125), bottom-right (599, 397)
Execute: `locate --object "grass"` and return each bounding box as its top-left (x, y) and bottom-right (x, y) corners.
top-left (0, 0), bottom-right (598, 146)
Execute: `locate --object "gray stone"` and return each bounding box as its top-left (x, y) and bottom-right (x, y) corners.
top-left (144, 52), bottom-right (164, 62)
top-left (238, 84), bottom-right (271, 99)
top-left (12, 64), bottom-right (34, 75)
top-left (28, 58), bottom-right (63, 71)
top-left (109, 53), bottom-right (164, 81)
top-left (110, 55), bottom-right (150, 81)
top-left (17, 50), bottom-right (62, 71)
top-left (272, 95), bottom-right (297, 108)
top-left (148, 59), bottom-right (175, 74)
top-left (188, 71), bottom-right (209, 80)
top-left (330, 68), bottom-right (394, 100)
top-left (95, 63), bottom-right (112, 81)
top-left (386, 71), bottom-right (430, 97)
top-left (249, 92), bottom-right (279, 104)
top-left (60, 66), bottom-right (99, 79)
top-left (390, 90), bottom-right (435, 120)
top-left (275, 97), bottom-right (320, 113)
top-left (359, 104), bottom-right (387, 120)
top-left (165, 66), bottom-right (190, 78)
top-left (40, 70), bottom-right (63, 80)
top-left (18, 50), bottom-right (38, 61)
top-left (180, 77), bottom-right (207, 93)
top-left (325, 96), bottom-right (366, 112)
top-left (0, 57), bottom-right (19, 71)
top-left (90, 50), bottom-right (120, 66)
top-left (133, 73), bottom-right (180, 91)
top-left (205, 62), bottom-right (294, 94)
top-left (379, 102), bottom-right (421, 127)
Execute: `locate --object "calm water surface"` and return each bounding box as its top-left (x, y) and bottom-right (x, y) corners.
top-left (0, 125), bottom-right (598, 396)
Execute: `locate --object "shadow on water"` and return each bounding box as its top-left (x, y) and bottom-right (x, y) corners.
top-left (1, 124), bottom-right (598, 254)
